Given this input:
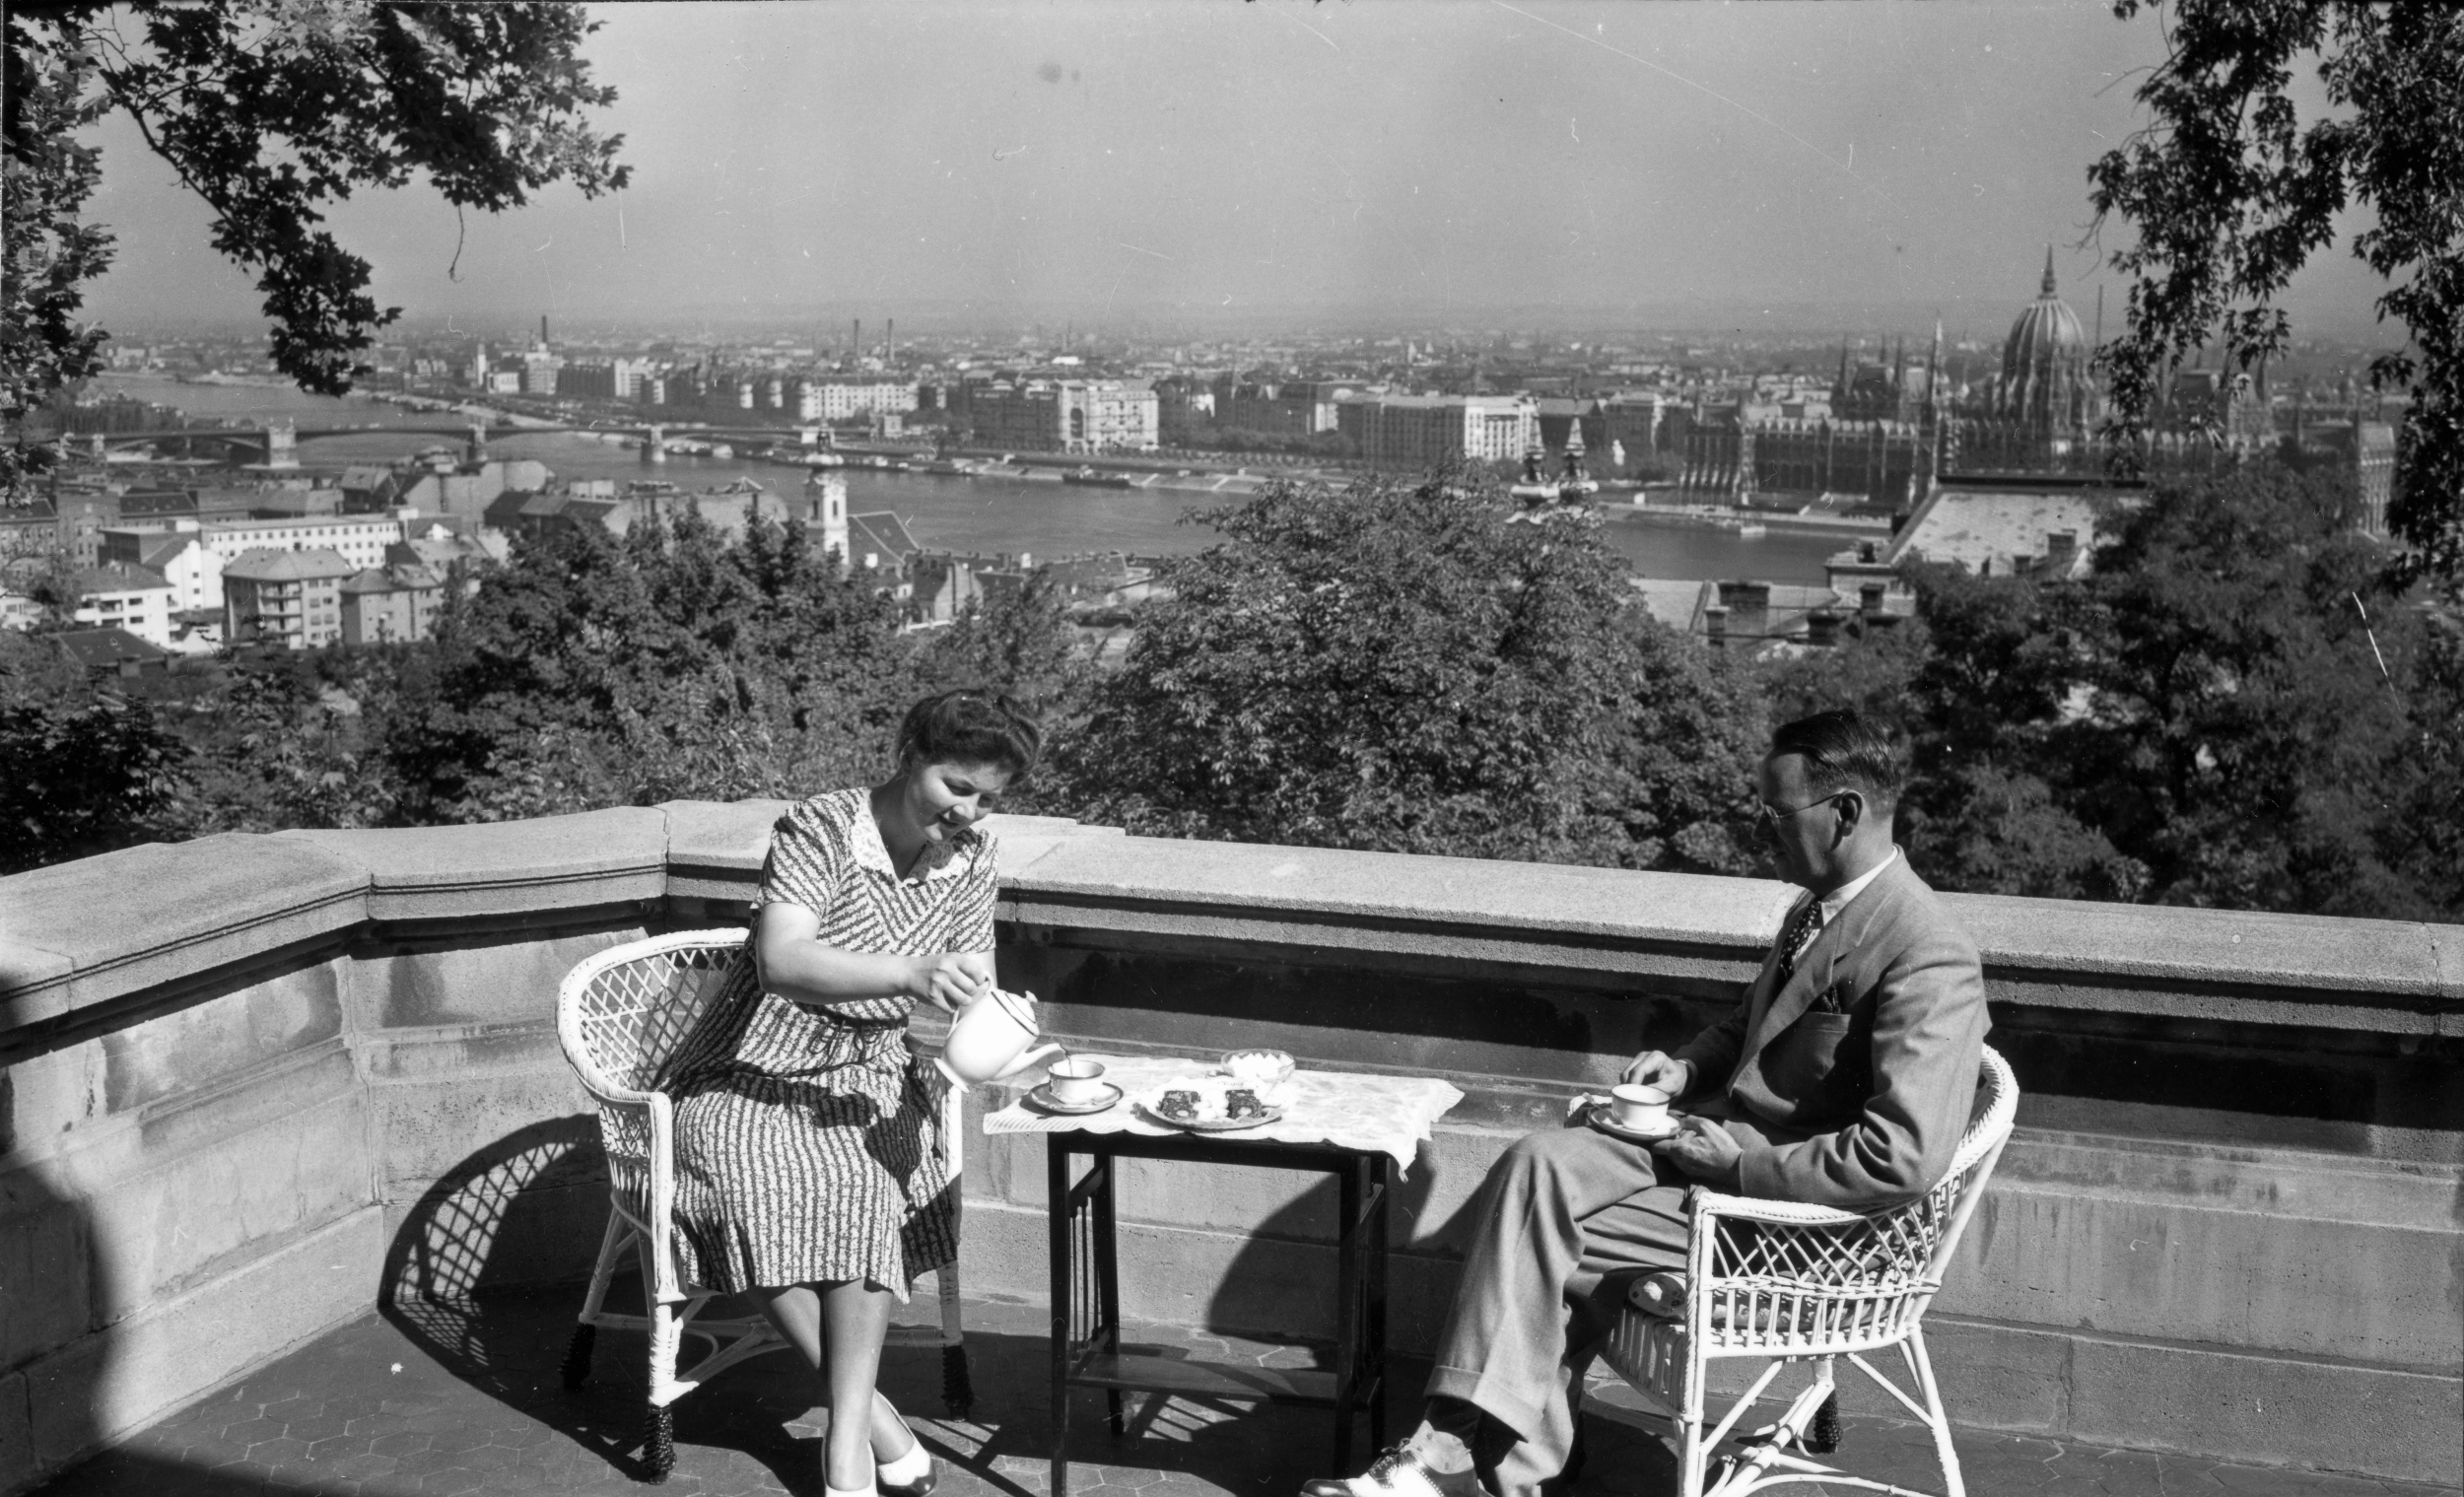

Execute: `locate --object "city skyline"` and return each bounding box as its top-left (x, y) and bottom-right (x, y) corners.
top-left (81, 1), bottom-right (2396, 343)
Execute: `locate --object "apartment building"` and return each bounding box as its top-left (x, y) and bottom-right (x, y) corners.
top-left (962, 378), bottom-right (1159, 453)
top-left (1336, 394), bottom-right (1538, 470)
top-left (67, 564), bottom-right (177, 649)
top-left (223, 548), bottom-right (355, 649)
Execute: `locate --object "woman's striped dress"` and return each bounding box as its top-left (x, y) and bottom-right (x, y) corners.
top-left (660, 787), bottom-right (997, 1296)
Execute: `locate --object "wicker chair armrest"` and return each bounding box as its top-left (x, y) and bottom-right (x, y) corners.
top-left (1686, 1187), bottom-right (1870, 1228)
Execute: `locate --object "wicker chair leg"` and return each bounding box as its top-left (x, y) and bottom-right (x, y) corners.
top-left (941, 1342), bottom-right (975, 1419)
top-left (642, 1400), bottom-right (676, 1483)
top-left (561, 1323), bottom-right (597, 1390)
top-left (1804, 1391), bottom-right (1840, 1455)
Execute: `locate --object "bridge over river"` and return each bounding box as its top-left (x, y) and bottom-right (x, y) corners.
top-left (86, 415), bottom-right (847, 467)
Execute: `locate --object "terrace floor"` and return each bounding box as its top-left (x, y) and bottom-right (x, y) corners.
top-left (34, 1289), bottom-right (2448, 1497)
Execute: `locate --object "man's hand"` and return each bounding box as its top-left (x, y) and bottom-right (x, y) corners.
top-left (1653, 1116), bottom-right (1743, 1181)
top-left (1620, 1050), bottom-right (1694, 1095)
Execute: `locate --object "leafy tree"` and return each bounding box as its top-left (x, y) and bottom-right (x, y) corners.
top-left (390, 508), bottom-right (922, 820)
top-left (1, 33), bottom-right (113, 496)
top-left (1050, 468), bottom-right (1764, 870)
top-left (2062, 460), bottom-right (2440, 916)
top-left (4, 1), bottom-right (630, 489)
top-left (179, 654), bottom-right (400, 833)
top-left (2088, 1), bottom-right (2464, 579)
top-left (0, 629), bottom-right (190, 872)
top-left (1775, 459), bottom-right (2462, 919)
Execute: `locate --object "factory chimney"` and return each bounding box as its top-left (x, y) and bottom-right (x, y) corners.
top-left (886, 317), bottom-right (895, 365)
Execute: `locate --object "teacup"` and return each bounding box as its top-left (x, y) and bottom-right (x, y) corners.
top-left (1608, 1083), bottom-right (1673, 1132)
top-left (1048, 1056), bottom-right (1110, 1105)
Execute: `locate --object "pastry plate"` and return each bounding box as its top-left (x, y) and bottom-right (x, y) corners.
top-left (1025, 1081), bottom-right (1125, 1116)
top-left (1580, 1101), bottom-right (1683, 1144)
top-left (1135, 1102), bottom-right (1286, 1133)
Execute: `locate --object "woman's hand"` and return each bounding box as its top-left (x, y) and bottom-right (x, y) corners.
top-left (910, 952), bottom-right (993, 1014)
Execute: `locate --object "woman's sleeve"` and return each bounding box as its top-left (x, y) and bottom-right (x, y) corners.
top-left (757, 800), bottom-right (846, 919)
top-left (956, 835), bottom-right (999, 952)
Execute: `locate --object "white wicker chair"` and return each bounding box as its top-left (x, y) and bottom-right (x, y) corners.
top-left (1598, 1045), bottom-right (2019, 1497)
top-left (554, 929), bottom-right (1047, 1482)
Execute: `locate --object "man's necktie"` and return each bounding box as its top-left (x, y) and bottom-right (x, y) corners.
top-left (1776, 898), bottom-right (1823, 982)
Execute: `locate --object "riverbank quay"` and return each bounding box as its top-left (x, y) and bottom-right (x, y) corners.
top-left (1, 806), bottom-right (2455, 1491)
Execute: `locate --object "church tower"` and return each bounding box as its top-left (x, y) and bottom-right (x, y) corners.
top-left (809, 472), bottom-right (850, 572)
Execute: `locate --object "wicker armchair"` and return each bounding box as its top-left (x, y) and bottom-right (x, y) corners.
top-left (1598, 1045), bottom-right (2018, 1497)
top-left (555, 929), bottom-right (1034, 1482)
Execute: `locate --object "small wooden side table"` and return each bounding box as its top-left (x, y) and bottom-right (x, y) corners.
top-left (1045, 1129), bottom-right (1392, 1497)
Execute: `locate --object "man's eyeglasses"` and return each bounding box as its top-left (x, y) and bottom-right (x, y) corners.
top-left (1752, 791), bottom-right (1846, 835)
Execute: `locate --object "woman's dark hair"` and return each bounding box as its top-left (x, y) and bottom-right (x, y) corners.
top-left (1769, 709), bottom-right (1904, 815)
top-left (897, 689), bottom-right (1044, 779)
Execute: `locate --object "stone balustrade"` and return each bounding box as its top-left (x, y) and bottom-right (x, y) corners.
top-left (1, 803), bottom-right (2456, 1495)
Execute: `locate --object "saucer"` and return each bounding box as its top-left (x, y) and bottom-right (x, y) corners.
top-left (1136, 1102), bottom-right (1284, 1132)
top-left (1582, 1101), bottom-right (1682, 1144)
top-left (1025, 1081), bottom-right (1124, 1116)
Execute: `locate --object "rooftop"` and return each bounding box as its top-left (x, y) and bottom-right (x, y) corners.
top-left (224, 546), bottom-right (358, 581)
top-left (67, 564), bottom-right (172, 596)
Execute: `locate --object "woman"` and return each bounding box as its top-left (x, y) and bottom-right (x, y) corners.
top-left (661, 688), bottom-right (1042, 1497)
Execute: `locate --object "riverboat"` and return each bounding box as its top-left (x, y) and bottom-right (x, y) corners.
top-left (1061, 466), bottom-right (1135, 489)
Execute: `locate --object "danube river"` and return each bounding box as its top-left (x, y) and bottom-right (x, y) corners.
top-left (102, 374), bottom-right (1857, 583)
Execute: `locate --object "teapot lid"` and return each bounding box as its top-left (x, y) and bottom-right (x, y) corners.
top-left (991, 987), bottom-right (1038, 1030)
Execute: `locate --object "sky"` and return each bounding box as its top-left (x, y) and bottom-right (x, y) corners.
top-left (81, 0), bottom-right (2392, 341)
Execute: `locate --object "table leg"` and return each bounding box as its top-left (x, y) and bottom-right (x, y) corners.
top-left (1333, 1158), bottom-right (1362, 1471)
top-left (1094, 1147), bottom-right (1127, 1437)
top-left (1368, 1155), bottom-right (1391, 1452)
top-left (1049, 1140), bottom-right (1072, 1497)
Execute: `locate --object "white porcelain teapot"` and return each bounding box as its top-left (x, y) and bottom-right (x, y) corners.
top-left (942, 987), bottom-right (1062, 1084)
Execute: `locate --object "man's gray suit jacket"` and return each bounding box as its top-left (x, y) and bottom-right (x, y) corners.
top-left (1672, 852), bottom-right (1990, 1210)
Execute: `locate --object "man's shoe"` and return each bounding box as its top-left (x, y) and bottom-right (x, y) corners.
top-left (1301, 1445), bottom-right (1484, 1497)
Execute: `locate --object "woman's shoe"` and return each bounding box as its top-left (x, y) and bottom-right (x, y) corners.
top-left (878, 1434), bottom-right (938, 1497)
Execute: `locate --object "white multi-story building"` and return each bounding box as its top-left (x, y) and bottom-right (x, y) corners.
top-left (107, 514), bottom-right (407, 610)
top-left (224, 548), bottom-right (355, 649)
top-left (797, 378), bottom-right (922, 423)
top-left (964, 378), bottom-right (1159, 453)
top-left (1336, 394), bottom-right (1538, 471)
top-left (99, 527), bottom-right (224, 613)
top-left (68, 563), bottom-right (177, 648)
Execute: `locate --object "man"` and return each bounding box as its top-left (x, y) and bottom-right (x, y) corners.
top-left (1305, 709), bottom-right (1989, 1497)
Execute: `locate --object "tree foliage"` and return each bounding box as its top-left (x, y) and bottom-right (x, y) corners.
top-left (388, 509), bottom-right (924, 821)
top-left (0, 631), bottom-right (190, 873)
top-left (1772, 459), bottom-right (2463, 919)
top-left (1, 0), bottom-right (629, 489)
top-left (1049, 470), bottom-right (1766, 870)
top-left (2088, 0), bottom-right (2464, 579)
top-left (1, 33), bottom-right (114, 495)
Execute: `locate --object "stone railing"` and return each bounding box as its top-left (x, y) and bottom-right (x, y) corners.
top-left (2, 804), bottom-right (2456, 1494)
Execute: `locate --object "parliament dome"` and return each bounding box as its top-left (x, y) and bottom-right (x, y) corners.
top-left (1997, 247), bottom-right (2094, 433)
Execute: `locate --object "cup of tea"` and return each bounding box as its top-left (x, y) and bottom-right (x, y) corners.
top-left (1048, 1056), bottom-right (1110, 1105)
top-left (1608, 1083), bottom-right (1673, 1132)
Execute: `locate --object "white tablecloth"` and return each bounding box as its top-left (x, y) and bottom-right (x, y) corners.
top-left (981, 1055), bottom-right (1464, 1174)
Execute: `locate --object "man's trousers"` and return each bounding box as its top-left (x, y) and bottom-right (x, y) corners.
top-left (1421, 1124), bottom-right (1706, 1497)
